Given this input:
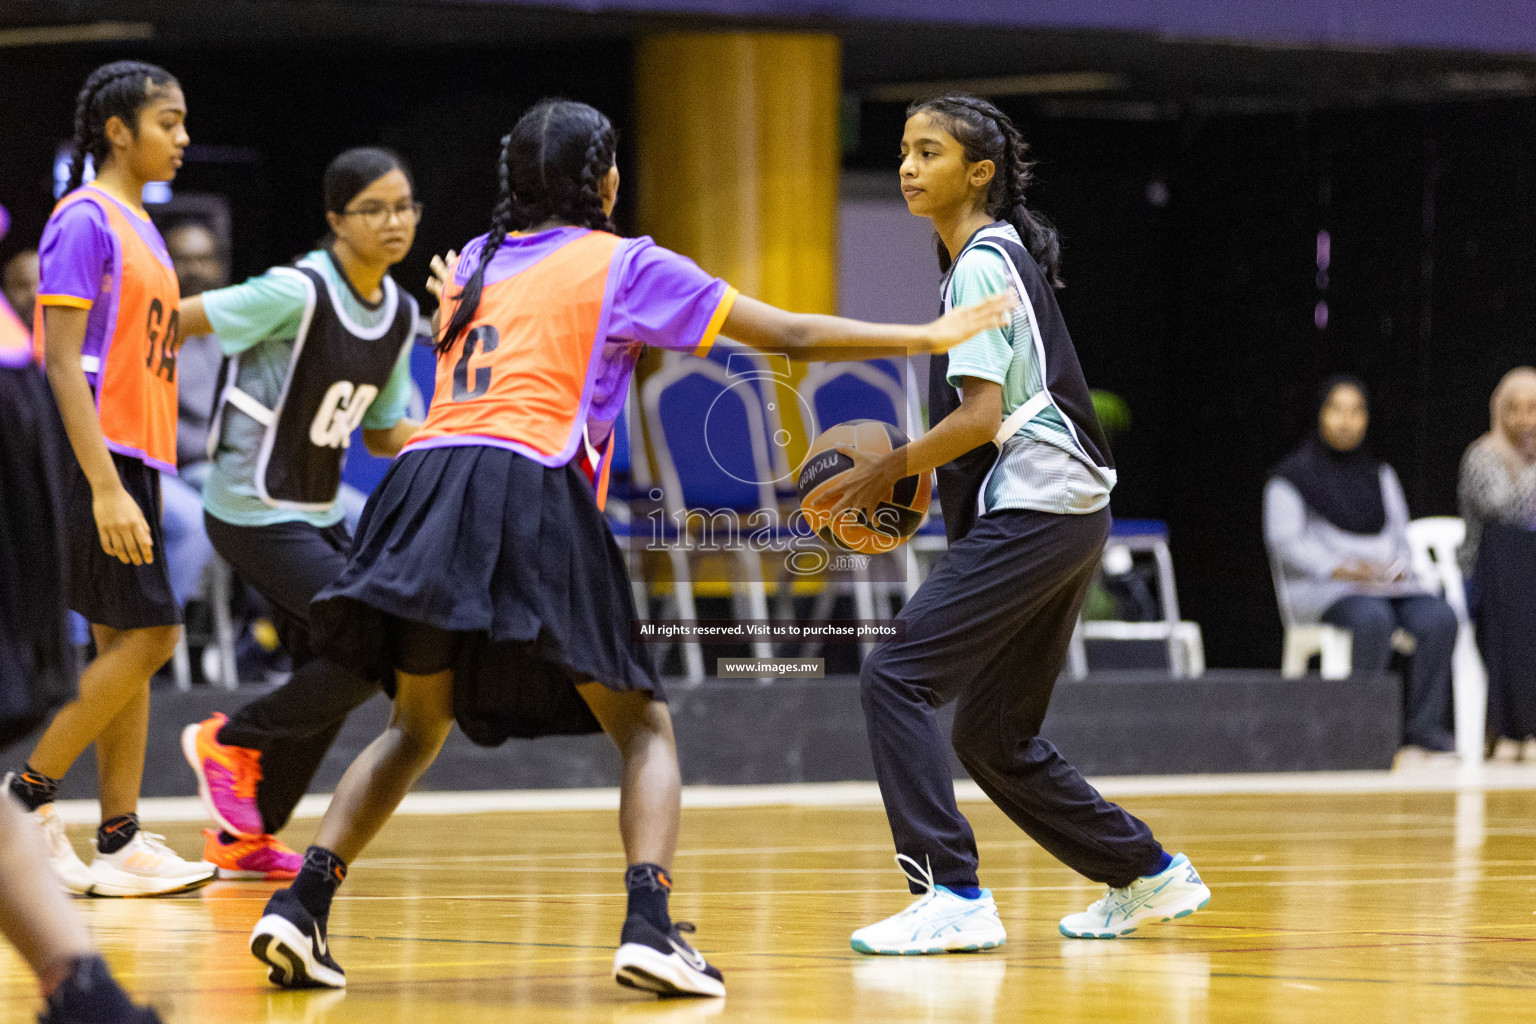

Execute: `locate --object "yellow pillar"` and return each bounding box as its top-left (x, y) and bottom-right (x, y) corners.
top-left (634, 32), bottom-right (841, 482)
top-left (634, 32), bottom-right (841, 315)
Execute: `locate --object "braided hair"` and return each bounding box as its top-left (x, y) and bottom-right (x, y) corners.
top-left (66, 61), bottom-right (180, 194)
top-left (439, 98), bottom-right (618, 353)
top-left (907, 95), bottom-right (1063, 286)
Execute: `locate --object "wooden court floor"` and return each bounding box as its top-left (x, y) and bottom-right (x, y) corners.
top-left (3, 787), bottom-right (1534, 1023)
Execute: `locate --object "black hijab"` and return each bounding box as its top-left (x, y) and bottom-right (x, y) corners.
top-left (1273, 375), bottom-right (1387, 535)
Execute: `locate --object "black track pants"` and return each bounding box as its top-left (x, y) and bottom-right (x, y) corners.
top-left (860, 507), bottom-right (1166, 892)
top-left (204, 513), bottom-right (380, 834)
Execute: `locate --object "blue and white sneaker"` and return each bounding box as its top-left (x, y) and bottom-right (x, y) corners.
top-left (850, 855), bottom-right (1007, 955)
top-left (1058, 852), bottom-right (1211, 939)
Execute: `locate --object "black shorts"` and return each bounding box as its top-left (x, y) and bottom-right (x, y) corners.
top-left (64, 450), bottom-right (182, 630)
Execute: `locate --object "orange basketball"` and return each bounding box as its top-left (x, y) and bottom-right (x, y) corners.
top-left (795, 419), bottom-right (932, 554)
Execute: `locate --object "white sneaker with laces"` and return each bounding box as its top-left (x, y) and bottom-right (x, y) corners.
top-left (1058, 852), bottom-right (1211, 939)
top-left (89, 829), bottom-right (218, 897)
top-left (850, 854), bottom-right (1007, 955)
top-left (31, 802), bottom-right (95, 895)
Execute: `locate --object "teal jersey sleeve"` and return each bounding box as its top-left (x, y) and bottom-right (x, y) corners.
top-left (362, 342), bottom-right (416, 430)
top-left (943, 248), bottom-right (1014, 388)
top-left (200, 269), bottom-right (311, 355)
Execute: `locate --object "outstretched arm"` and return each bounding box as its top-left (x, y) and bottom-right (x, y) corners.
top-left (179, 295), bottom-right (213, 340)
top-left (721, 292), bottom-right (1015, 362)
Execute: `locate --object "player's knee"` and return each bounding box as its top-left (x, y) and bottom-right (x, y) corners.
top-left (858, 645), bottom-right (896, 696)
top-left (134, 624), bottom-right (182, 668)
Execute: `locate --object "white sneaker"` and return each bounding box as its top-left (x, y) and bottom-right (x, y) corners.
top-left (30, 802), bottom-right (95, 895)
top-left (1058, 853), bottom-right (1211, 939)
top-left (850, 854), bottom-right (1007, 955)
top-left (89, 829), bottom-right (218, 897)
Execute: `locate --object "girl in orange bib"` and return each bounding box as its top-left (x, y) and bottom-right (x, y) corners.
top-left (7, 62), bottom-right (215, 899)
top-left (249, 98), bottom-right (1013, 996)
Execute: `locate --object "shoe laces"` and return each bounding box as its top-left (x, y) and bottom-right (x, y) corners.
top-left (890, 853), bottom-right (945, 915)
top-left (1088, 884), bottom-right (1134, 916)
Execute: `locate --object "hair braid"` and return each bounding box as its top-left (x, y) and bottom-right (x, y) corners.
top-left (438, 98), bottom-right (619, 353)
top-left (575, 135), bottom-right (617, 233)
top-left (65, 61), bottom-right (179, 194)
top-left (907, 93), bottom-right (1063, 286)
top-left (438, 133), bottom-right (516, 353)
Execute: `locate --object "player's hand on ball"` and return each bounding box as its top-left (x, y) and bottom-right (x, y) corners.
top-left (426, 249), bottom-right (460, 300)
top-left (92, 483), bottom-right (154, 566)
top-left (918, 289), bottom-right (1018, 353)
top-left (825, 444), bottom-right (902, 521)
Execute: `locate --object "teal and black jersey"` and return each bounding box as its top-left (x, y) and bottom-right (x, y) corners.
top-left (930, 222), bottom-right (1115, 541)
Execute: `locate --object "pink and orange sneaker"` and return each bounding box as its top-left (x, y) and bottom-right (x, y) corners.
top-left (181, 714), bottom-right (265, 838)
top-left (201, 829), bottom-right (301, 880)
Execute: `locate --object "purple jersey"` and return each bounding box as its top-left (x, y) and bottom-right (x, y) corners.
top-left (450, 227), bottom-right (733, 446)
top-left (36, 190), bottom-right (175, 379)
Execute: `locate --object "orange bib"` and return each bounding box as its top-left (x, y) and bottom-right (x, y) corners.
top-left (408, 230), bottom-right (624, 501)
top-left (36, 188), bottom-right (180, 472)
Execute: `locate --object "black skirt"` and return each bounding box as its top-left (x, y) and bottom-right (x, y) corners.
top-left (0, 365), bottom-right (76, 749)
top-left (62, 448), bottom-right (182, 630)
top-left (311, 445), bottom-right (660, 746)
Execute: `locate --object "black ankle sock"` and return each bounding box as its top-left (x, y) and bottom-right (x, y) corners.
top-left (624, 862), bottom-right (672, 931)
top-left (96, 814), bottom-right (140, 855)
top-left (45, 955), bottom-right (139, 1019)
top-left (10, 765), bottom-right (60, 811)
top-left (291, 845), bottom-right (347, 919)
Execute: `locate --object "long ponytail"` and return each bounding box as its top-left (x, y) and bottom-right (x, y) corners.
top-left (66, 61), bottom-right (179, 194)
top-left (907, 94), bottom-right (1063, 286)
top-left (437, 98), bottom-right (619, 354)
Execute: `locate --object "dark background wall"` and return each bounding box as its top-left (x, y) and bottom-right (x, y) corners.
top-left (0, 43), bottom-right (634, 303)
top-left (3, 37), bottom-right (1533, 669)
top-left (847, 97), bottom-right (1536, 667)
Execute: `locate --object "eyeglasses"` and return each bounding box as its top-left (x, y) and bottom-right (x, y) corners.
top-left (339, 201), bottom-right (424, 230)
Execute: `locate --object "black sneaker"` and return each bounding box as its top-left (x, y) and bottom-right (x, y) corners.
top-left (37, 956), bottom-right (163, 1023)
top-left (612, 916), bottom-right (725, 998)
top-left (249, 888), bottom-right (345, 989)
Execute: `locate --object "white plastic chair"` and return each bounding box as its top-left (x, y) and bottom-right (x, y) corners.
top-left (1268, 554), bottom-right (1354, 680)
top-left (1405, 516), bottom-right (1486, 761)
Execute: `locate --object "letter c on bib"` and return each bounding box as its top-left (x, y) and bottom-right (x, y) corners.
top-left (310, 381), bottom-right (379, 449)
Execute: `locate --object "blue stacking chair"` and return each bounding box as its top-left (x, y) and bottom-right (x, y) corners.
top-left (641, 352), bottom-right (780, 675)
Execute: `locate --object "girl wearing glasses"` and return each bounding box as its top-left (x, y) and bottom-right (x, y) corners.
top-left (175, 147), bottom-right (423, 881)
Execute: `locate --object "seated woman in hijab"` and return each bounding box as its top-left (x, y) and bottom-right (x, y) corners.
top-left (1264, 375), bottom-right (1456, 754)
top-left (1458, 366), bottom-right (1536, 759)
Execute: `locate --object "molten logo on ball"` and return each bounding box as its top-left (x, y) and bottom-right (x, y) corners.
top-left (796, 419), bottom-right (932, 554)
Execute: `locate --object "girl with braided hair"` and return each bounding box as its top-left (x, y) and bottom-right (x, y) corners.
top-left (250, 97), bottom-right (1014, 997)
top-left (8, 61), bottom-right (216, 899)
top-left (0, 202), bottom-right (163, 1024)
top-left (823, 95), bottom-right (1210, 952)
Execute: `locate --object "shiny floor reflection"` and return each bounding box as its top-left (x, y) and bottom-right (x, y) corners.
top-left (3, 786), bottom-right (1534, 1023)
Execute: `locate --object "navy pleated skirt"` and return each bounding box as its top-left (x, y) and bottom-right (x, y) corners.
top-left (0, 365), bottom-right (76, 749)
top-left (311, 444), bottom-right (659, 746)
